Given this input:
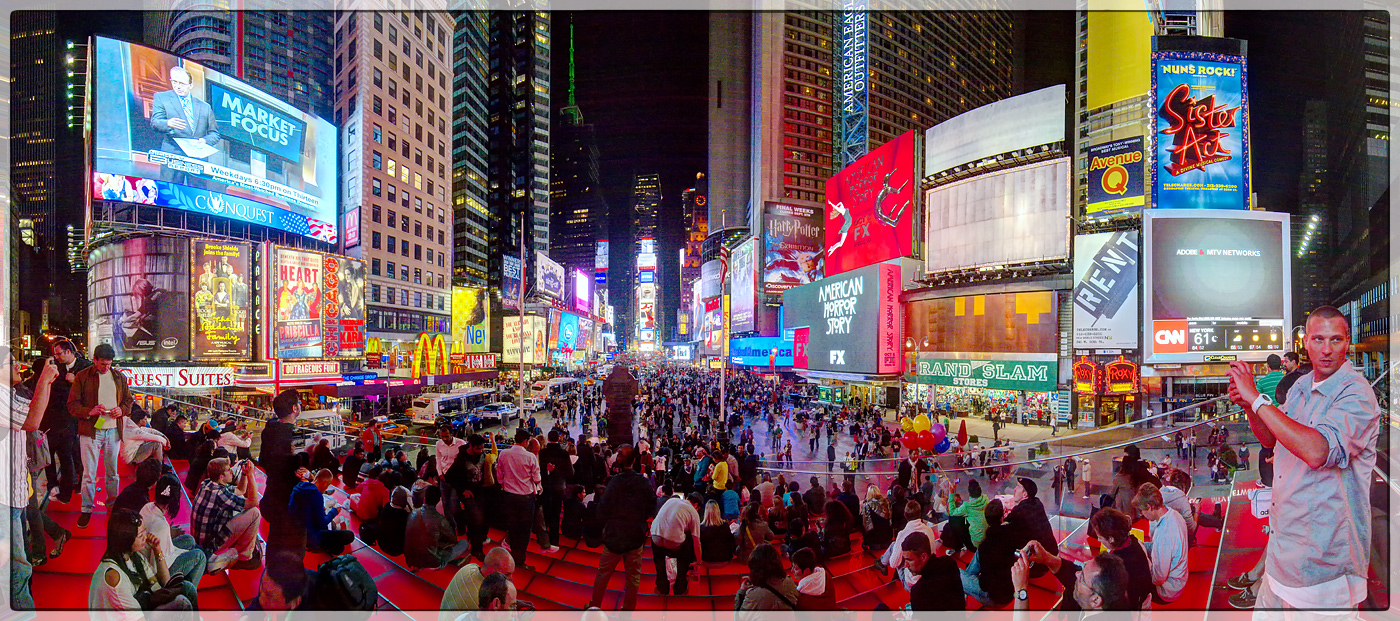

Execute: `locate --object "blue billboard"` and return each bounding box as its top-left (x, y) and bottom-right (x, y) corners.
top-left (557, 312), bottom-right (580, 352)
top-left (1085, 137), bottom-right (1145, 219)
top-left (1150, 48), bottom-right (1250, 210)
top-left (729, 335), bottom-right (795, 367)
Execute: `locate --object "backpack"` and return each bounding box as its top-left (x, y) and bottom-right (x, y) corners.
top-left (308, 554), bottom-right (377, 610)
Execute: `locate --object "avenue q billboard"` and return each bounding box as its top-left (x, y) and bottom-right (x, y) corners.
top-left (823, 131), bottom-right (917, 276)
top-left (782, 262), bottom-right (902, 375)
top-left (1150, 37), bottom-right (1251, 210)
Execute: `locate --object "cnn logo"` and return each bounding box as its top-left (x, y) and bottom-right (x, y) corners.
top-left (1153, 320), bottom-right (1187, 353)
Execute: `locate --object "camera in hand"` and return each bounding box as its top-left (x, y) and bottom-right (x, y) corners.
top-left (231, 459), bottom-right (251, 484)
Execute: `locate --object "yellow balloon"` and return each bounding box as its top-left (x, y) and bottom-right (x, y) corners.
top-left (913, 414), bottom-right (932, 433)
top-left (899, 417), bottom-right (914, 433)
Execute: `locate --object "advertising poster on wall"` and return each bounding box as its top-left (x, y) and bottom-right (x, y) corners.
top-left (923, 158), bottom-right (1070, 273)
top-left (502, 255), bottom-right (523, 310)
top-left (1073, 232), bottom-right (1140, 349)
top-left (1150, 46), bottom-right (1250, 210)
top-left (89, 37), bottom-right (337, 244)
top-left (88, 236), bottom-right (191, 361)
top-left (321, 254), bottom-right (366, 358)
top-left (1144, 210), bottom-right (1288, 363)
top-left (762, 202), bottom-right (824, 294)
top-left (451, 286), bottom-right (491, 354)
top-left (781, 262), bottom-right (902, 374)
top-left (730, 239), bottom-right (758, 333)
top-left (536, 252), bottom-right (566, 300)
top-left (273, 247), bottom-right (323, 358)
top-left (823, 130), bottom-right (917, 276)
top-left (700, 259), bottom-right (722, 300)
top-left (190, 239), bottom-right (251, 359)
top-left (1085, 137), bottom-right (1146, 219)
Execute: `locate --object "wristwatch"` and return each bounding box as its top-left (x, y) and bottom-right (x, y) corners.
top-left (1017, 589), bottom-right (1029, 602)
top-left (1252, 393), bottom-right (1275, 412)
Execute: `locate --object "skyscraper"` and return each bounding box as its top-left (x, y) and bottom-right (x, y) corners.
top-left (144, 8), bottom-right (335, 120)
top-left (12, 13), bottom-right (62, 277)
top-left (677, 173), bottom-right (708, 339)
top-left (549, 19), bottom-right (609, 282)
top-left (485, 11), bottom-right (551, 280)
top-left (451, 11), bottom-right (491, 288)
top-left (1294, 100), bottom-right (1329, 319)
top-left (337, 11), bottom-right (456, 344)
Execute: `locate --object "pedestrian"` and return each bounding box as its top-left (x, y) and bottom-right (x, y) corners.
top-left (1080, 458), bottom-right (1092, 499)
top-left (43, 338), bottom-right (90, 504)
top-left (1064, 456), bottom-right (1077, 493)
top-left (67, 343), bottom-right (132, 529)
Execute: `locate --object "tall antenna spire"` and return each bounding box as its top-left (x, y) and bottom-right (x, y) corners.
top-left (563, 14), bottom-right (582, 125)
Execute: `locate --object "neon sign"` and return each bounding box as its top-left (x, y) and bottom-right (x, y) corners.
top-left (1104, 356), bottom-right (1140, 394)
top-left (1072, 357), bottom-right (1099, 394)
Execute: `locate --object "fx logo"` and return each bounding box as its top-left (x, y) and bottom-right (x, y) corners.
top-left (829, 350), bottom-right (846, 365)
top-left (1153, 320), bottom-right (1187, 353)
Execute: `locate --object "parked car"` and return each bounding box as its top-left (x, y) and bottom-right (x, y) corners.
top-left (473, 402), bottom-right (519, 426)
top-left (521, 397), bottom-right (548, 413)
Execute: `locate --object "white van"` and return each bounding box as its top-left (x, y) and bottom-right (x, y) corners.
top-left (530, 377), bottom-right (581, 401)
top-left (409, 387), bottom-right (495, 424)
top-left (292, 410), bottom-right (348, 452)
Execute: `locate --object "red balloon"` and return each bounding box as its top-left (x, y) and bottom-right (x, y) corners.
top-left (916, 429), bottom-right (936, 451)
top-left (901, 433), bottom-right (919, 450)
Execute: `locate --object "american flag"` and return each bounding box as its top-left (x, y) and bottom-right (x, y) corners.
top-left (278, 214), bottom-right (337, 244)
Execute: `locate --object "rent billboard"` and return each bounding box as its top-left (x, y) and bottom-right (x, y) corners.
top-left (1073, 232), bottom-right (1140, 350)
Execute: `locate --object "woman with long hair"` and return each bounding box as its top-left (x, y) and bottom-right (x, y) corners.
top-left (699, 500), bottom-right (736, 563)
top-left (821, 498), bottom-right (854, 558)
top-left (734, 543), bottom-right (799, 612)
top-left (88, 509), bottom-right (198, 614)
top-left (861, 484), bottom-right (893, 551)
top-left (735, 501), bottom-right (773, 563)
top-left (184, 439), bottom-right (217, 491)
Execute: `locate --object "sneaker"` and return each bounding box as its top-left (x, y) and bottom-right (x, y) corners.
top-left (231, 547), bottom-right (263, 571)
top-left (205, 550), bottom-right (239, 573)
top-left (1227, 574), bottom-right (1258, 590)
top-left (77, 512), bottom-right (92, 529)
top-left (542, 546), bottom-right (561, 554)
top-left (1229, 587), bottom-right (1257, 609)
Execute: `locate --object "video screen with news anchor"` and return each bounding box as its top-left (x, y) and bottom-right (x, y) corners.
top-left (88, 36), bottom-right (338, 244)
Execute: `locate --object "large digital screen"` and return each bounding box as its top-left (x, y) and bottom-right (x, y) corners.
top-left (1085, 137), bottom-right (1146, 219)
top-left (906, 291), bottom-right (1058, 355)
top-left (762, 202), bottom-right (824, 295)
top-left (88, 236), bottom-right (191, 361)
top-left (1150, 48), bottom-right (1250, 210)
top-left (923, 84), bottom-right (1066, 178)
top-left (321, 254), bottom-right (366, 359)
top-left (730, 335), bottom-right (795, 367)
top-left (90, 37), bottom-right (337, 243)
top-left (1073, 232), bottom-right (1140, 350)
top-left (536, 252), bottom-right (565, 301)
top-left (190, 239), bottom-right (251, 360)
top-left (557, 313), bottom-right (580, 352)
top-left (1143, 210), bottom-right (1289, 363)
top-left (824, 130), bottom-right (917, 276)
top-left (595, 241), bottom-right (609, 284)
top-left (700, 260), bottom-right (722, 299)
top-left (782, 262), bottom-right (902, 375)
top-left (503, 315), bottom-right (547, 364)
top-left (272, 247), bottom-right (324, 358)
top-left (452, 286), bottom-right (491, 354)
top-left (923, 158), bottom-right (1070, 274)
top-left (502, 255), bottom-right (523, 310)
top-left (547, 309), bottom-right (562, 353)
top-left (574, 269), bottom-right (591, 315)
top-left (730, 238), bottom-right (758, 333)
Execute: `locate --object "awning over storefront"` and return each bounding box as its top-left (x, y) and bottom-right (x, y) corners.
top-left (795, 369), bottom-right (901, 383)
top-left (309, 370), bottom-right (499, 399)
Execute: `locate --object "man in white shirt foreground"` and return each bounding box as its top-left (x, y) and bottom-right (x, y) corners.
top-left (649, 489), bottom-right (702, 595)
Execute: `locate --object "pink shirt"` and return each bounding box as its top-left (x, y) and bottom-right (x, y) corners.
top-left (495, 445), bottom-right (541, 496)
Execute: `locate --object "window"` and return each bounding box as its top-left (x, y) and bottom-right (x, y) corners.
top-left (400, 289), bottom-right (408, 306)
top-left (414, 244), bottom-right (421, 260)
top-left (372, 125), bottom-right (381, 143)
top-left (371, 205), bottom-right (381, 223)
top-left (387, 134), bottom-right (396, 151)
top-left (415, 197), bottom-right (423, 213)
top-left (371, 178), bottom-right (381, 196)
top-left (373, 39), bottom-right (382, 59)
top-left (386, 158), bottom-right (396, 177)
top-left (425, 249), bottom-right (432, 264)
top-left (414, 221), bottom-right (422, 237)
top-left (371, 258), bottom-right (381, 275)
top-left (437, 230), bottom-right (444, 245)
top-left (402, 242), bottom-right (409, 258)
top-left (438, 254), bottom-right (444, 268)
top-left (400, 265), bottom-right (408, 280)
top-left (372, 96), bottom-right (382, 115)
top-left (402, 140), bottom-right (409, 157)
top-left (371, 231), bottom-right (381, 249)
top-left (387, 210), bottom-right (396, 227)
top-left (415, 148), bottom-right (422, 166)
top-left (388, 235), bottom-right (396, 251)
top-left (415, 76), bottom-right (423, 94)
top-left (388, 52), bottom-right (397, 70)
top-left (427, 180), bottom-right (434, 196)
top-left (437, 274), bottom-right (445, 288)
top-left (414, 173), bottom-right (422, 190)
top-left (388, 79), bottom-right (397, 98)
top-left (387, 184), bottom-right (396, 203)
top-left (374, 12), bottom-right (383, 31)
top-left (387, 286), bottom-right (395, 304)
top-left (414, 291), bottom-right (422, 308)
top-left (370, 284), bottom-right (380, 303)
top-left (388, 105), bottom-right (396, 124)
top-left (388, 23), bottom-right (396, 44)
top-left (372, 151), bottom-right (382, 170)
top-left (414, 268), bottom-right (422, 284)
top-left (438, 207), bottom-right (444, 223)
top-left (426, 224), bottom-right (433, 240)
top-left (415, 123), bottom-right (422, 141)
top-left (373, 68), bottom-right (382, 87)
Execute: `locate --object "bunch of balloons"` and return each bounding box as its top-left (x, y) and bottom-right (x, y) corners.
top-left (897, 414), bottom-right (950, 453)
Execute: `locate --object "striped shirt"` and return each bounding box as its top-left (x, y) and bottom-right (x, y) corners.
top-left (192, 479), bottom-right (245, 551)
top-left (1266, 363), bottom-right (1380, 602)
top-left (1255, 370), bottom-right (1285, 403)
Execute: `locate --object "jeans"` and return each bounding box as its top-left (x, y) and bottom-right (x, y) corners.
top-left (80, 427), bottom-right (121, 513)
top-left (590, 546), bottom-right (643, 610)
top-left (128, 440), bottom-right (164, 465)
top-left (503, 493), bottom-right (535, 570)
top-left (959, 550), bottom-right (996, 606)
top-left (170, 533), bottom-right (208, 585)
top-left (651, 535), bottom-right (694, 594)
top-left (26, 469), bottom-right (65, 559)
top-left (541, 489), bottom-right (564, 547)
top-left (9, 507), bottom-right (34, 610)
top-left (440, 481), bottom-right (461, 535)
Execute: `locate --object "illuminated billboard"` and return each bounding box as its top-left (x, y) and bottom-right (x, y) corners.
top-left (504, 315), bottom-right (548, 364)
top-left (536, 252), bottom-right (565, 301)
top-left (906, 291), bottom-right (1058, 355)
top-left (190, 239), bottom-right (251, 360)
top-left (837, 7), bottom-right (869, 166)
top-left (762, 202), bottom-right (823, 295)
top-left (1085, 137), bottom-right (1146, 219)
top-left (700, 259), bottom-right (722, 299)
top-left (782, 262), bottom-right (902, 375)
top-left (452, 286), bottom-right (491, 354)
top-left (321, 254), bottom-right (366, 358)
top-left (88, 236), bottom-right (191, 361)
top-left (924, 158), bottom-right (1070, 274)
top-left (595, 240), bottom-right (609, 284)
top-left (824, 130), bottom-right (917, 276)
top-left (502, 255), bottom-right (523, 310)
top-left (923, 84), bottom-right (1066, 178)
top-left (730, 335), bottom-right (795, 367)
top-left (557, 313), bottom-right (580, 352)
top-left (1073, 232), bottom-right (1140, 350)
top-left (1150, 43), bottom-right (1251, 210)
top-left (1143, 210), bottom-right (1289, 363)
top-left (272, 247), bottom-right (324, 358)
top-left (574, 269), bottom-right (591, 315)
top-left (90, 37), bottom-right (337, 243)
top-left (730, 238), bottom-right (758, 333)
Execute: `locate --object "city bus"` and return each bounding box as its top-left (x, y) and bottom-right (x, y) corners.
top-left (530, 377), bottom-right (581, 401)
top-left (409, 387), bottom-right (495, 424)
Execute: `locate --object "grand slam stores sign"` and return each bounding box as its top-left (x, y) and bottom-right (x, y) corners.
top-left (782, 262), bottom-right (901, 375)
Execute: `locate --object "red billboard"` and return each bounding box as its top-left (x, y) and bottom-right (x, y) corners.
top-left (823, 130), bottom-right (917, 276)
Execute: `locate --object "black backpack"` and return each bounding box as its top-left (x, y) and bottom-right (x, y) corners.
top-left (308, 554), bottom-right (377, 610)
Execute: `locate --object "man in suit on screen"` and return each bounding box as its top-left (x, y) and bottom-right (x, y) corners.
top-left (149, 66), bottom-right (220, 187)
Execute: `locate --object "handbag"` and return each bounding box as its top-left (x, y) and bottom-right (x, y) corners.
top-left (27, 430), bottom-right (52, 473)
top-left (137, 572), bottom-right (187, 610)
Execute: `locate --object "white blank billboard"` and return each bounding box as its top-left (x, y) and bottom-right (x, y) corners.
top-left (923, 84), bottom-right (1066, 178)
top-left (924, 158), bottom-right (1070, 274)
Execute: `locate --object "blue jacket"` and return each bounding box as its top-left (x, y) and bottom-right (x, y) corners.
top-left (289, 481), bottom-right (337, 549)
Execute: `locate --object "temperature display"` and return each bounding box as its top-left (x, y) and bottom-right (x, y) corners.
top-left (1186, 321), bottom-right (1283, 352)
